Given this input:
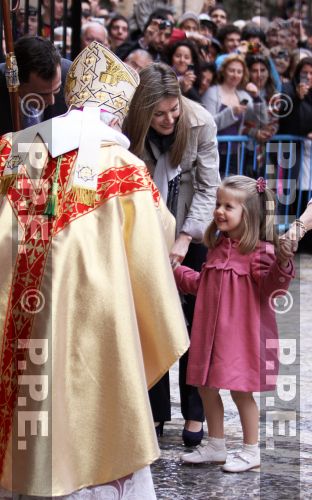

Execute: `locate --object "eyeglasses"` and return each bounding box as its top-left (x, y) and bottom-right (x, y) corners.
top-left (272, 51), bottom-right (289, 59)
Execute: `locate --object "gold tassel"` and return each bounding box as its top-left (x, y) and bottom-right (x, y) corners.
top-left (0, 174), bottom-right (17, 194)
top-left (71, 187), bottom-right (96, 206)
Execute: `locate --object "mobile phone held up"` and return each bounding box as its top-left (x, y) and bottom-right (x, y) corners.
top-left (187, 64), bottom-right (194, 72)
top-left (240, 99), bottom-right (248, 105)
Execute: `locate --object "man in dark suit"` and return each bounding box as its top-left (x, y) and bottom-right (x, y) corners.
top-left (0, 35), bottom-right (71, 136)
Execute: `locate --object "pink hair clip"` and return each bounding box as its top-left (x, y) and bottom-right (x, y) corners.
top-left (256, 177), bottom-right (266, 193)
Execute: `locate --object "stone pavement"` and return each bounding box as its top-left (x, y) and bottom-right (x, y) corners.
top-left (151, 254), bottom-right (312, 499)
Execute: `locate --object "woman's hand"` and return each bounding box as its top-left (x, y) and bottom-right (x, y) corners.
top-left (278, 237), bottom-right (296, 267)
top-left (245, 82), bottom-right (259, 98)
top-left (256, 123), bottom-right (276, 142)
top-left (170, 233), bottom-right (192, 268)
top-left (180, 71), bottom-right (197, 93)
top-left (296, 82), bottom-right (309, 100)
top-left (232, 103), bottom-right (248, 116)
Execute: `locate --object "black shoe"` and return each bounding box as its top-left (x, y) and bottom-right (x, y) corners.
top-left (182, 426), bottom-right (204, 447)
top-left (155, 422), bottom-right (164, 437)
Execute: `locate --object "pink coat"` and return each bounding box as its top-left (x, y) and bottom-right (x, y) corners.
top-left (174, 236), bottom-right (295, 392)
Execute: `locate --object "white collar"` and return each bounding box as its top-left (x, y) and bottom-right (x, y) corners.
top-left (10, 108), bottom-right (130, 159)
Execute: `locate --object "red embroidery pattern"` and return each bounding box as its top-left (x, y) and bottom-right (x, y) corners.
top-left (0, 146), bottom-right (160, 473)
top-left (0, 151), bottom-right (73, 473)
top-left (55, 164), bottom-right (160, 234)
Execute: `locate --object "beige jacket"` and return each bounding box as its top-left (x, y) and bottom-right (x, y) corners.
top-left (143, 97), bottom-right (220, 242)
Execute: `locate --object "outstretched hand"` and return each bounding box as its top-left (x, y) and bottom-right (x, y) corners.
top-left (278, 237), bottom-right (296, 267)
top-left (170, 233), bottom-right (192, 269)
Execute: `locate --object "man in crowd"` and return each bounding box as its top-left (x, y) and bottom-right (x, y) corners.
top-left (107, 14), bottom-right (130, 52)
top-left (80, 20), bottom-right (109, 48)
top-left (0, 36), bottom-right (71, 135)
top-left (124, 48), bottom-right (153, 72)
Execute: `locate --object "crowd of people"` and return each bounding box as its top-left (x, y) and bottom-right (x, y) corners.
top-left (0, 0), bottom-right (311, 498)
top-left (2, 1), bottom-right (312, 196)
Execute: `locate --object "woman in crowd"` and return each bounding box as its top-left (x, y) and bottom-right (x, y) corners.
top-left (167, 40), bottom-right (202, 102)
top-left (288, 47), bottom-right (312, 79)
top-left (270, 45), bottom-right (291, 83)
top-left (198, 62), bottom-right (217, 100)
top-left (123, 62), bottom-right (220, 446)
top-left (245, 54), bottom-right (279, 176)
top-left (278, 56), bottom-right (312, 252)
top-left (201, 54), bottom-right (268, 176)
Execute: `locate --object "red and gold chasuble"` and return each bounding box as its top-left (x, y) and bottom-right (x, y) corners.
top-left (0, 135), bottom-right (189, 496)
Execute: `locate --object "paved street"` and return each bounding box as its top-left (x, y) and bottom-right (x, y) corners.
top-left (152, 254), bottom-right (312, 499)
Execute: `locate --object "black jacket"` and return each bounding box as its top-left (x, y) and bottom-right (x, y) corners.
top-left (278, 81), bottom-right (312, 137)
top-left (0, 58), bottom-right (71, 136)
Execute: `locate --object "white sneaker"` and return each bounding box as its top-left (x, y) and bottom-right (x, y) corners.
top-left (181, 443), bottom-right (227, 464)
top-left (222, 448), bottom-right (260, 473)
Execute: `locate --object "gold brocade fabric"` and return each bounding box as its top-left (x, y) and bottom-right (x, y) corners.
top-left (0, 140), bottom-right (189, 496)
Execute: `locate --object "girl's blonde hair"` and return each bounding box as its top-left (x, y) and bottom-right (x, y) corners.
top-left (204, 175), bottom-right (279, 254)
top-left (122, 63), bottom-right (189, 167)
top-left (217, 54), bottom-right (249, 89)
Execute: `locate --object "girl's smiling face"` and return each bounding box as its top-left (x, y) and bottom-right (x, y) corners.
top-left (214, 187), bottom-right (244, 239)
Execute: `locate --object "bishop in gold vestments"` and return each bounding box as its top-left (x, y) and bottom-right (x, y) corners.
top-left (0, 43), bottom-right (189, 498)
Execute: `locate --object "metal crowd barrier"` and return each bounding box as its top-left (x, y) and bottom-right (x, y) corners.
top-left (217, 134), bottom-right (312, 231)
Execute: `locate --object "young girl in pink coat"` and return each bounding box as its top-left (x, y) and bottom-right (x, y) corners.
top-left (173, 175), bottom-right (295, 473)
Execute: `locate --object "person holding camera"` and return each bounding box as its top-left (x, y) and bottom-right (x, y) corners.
top-left (116, 10), bottom-right (173, 62)
top-left (278, 56), bottom-right (312, 240)
top-left (167, 40), bottom-right (202, 102)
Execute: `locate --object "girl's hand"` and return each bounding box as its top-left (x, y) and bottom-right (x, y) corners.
top-left (170, 233), bottom-right (192, 268)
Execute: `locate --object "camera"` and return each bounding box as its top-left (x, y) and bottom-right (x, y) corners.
top-left (247, 42), bottom-right (261, 54)
top-left (187, 64), bottom-right (195, 71)
top-left (301, 75), bottom-right (309, 85)
top-left (275, 50), bottom-right (289, 59)
top-left (159, 20), bottom-right (172, 30)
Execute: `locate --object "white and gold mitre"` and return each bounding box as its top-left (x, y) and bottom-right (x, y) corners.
top-left (65, 41), bottom-right (140, 120)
